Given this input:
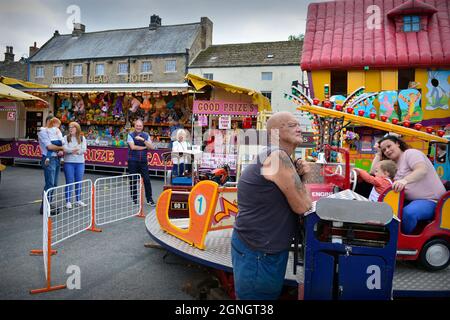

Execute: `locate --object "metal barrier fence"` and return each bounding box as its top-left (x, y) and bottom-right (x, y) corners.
top-left (94, 174), bottom-right (143, 226)
top-left (30, 174), bottom-right (144, 294)
top-left (47, 180), bottom-right (93, 245)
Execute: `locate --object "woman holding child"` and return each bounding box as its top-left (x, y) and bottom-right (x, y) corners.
top-left (63, 122), bottom-right (87, 209)
top-left (378, 135), bottom-right (446, 234)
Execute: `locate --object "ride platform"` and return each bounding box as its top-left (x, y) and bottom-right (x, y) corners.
top-left (145, 190), bottom-right (450, 299)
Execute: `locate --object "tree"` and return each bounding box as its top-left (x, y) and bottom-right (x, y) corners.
top-left (288, 34), bottom-right (304, 41)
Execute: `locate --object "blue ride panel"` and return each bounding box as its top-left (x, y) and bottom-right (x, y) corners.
top-left (302, 197), bottom-right (399, 300)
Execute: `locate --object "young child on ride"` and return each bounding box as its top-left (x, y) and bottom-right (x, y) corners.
top-left (355, 160), bottom-right (397, 202)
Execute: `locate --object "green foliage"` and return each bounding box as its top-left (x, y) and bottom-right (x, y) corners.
top-left (288, 34), bottom-right (304, 41)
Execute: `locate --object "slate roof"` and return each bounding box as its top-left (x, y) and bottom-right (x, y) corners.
top-left (0, 61), bottom-right (27, 81)
top-left (189, 41), bottom-right (302, 68)
top-left (29, 23), bottom-right (201, 62)
top-left (301, 0), bottom-right (450, 70)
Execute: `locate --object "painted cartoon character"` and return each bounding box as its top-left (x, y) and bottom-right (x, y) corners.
top-left (426, 70), bottom-right (449, 111)
top-left (378, 91), bottom-right (398, 120)
top-left (398, 89), bottom-right (422, 122)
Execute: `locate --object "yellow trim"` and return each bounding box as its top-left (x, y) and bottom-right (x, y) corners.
top-left (294, 103), bottom-right (448, 143)
top-left (185, 73), bottom-right (271, 112)
top-left (348, 71), bottom-right (365, 94)
top-left (364, 70), bottom-right (382, 93)
top-left (381, 189), bottom-right (401, 217)
top-left (0, 82), bottom-right (48, 103)
top-left (311, 70), bottom-right (331, 100)
top-left (0, 76), bottom-right (48, 89)
top-left (440, 199), bottom-right (450, 231)
top-left (380, 70), bottom-right (397, 91)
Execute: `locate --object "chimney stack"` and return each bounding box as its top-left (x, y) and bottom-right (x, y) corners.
top-left (149, 15), bottom-right (162, 30)
top-left (72, 23), bottom-right (86, 37)
top-left (4, 46), bottom-right (14, 63)
top-left (29, 42), bottom-right (39, 57)
top-left (54, 30), bottom-right (60, 36)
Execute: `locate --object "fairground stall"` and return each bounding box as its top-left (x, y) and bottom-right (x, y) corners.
top-left (186, 73), bottom-right (271, 176)
top-left (0, 77), bottom-right (49, 165)
top-left (1, 81), bottom-right (191, 176)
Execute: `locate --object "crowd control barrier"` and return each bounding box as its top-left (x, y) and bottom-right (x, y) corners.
top-left (30, 174), bottom-right (144, 294)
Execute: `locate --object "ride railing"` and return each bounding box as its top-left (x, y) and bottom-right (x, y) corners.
top-left (30, 174), bottom-right (144, 294)
top-left (156, 180), bottom-right (237, 250)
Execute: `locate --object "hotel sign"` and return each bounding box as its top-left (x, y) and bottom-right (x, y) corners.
top-left (51, 73), bottom-right (153, 84)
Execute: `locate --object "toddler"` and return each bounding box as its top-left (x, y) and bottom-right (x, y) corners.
top-left (356, 160), bottom-right (397, 202)
top-left (44, 118), bottom-right (64, 166)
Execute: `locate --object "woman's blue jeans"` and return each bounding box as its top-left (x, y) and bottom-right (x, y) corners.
top-left (402, 199), bottom-right (437, 234)
top-left (64, 162), bottom-right (85, 202)
top-left (231, 231), bottom-right (288, 300)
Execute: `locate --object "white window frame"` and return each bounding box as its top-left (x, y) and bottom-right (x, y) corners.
top-left (164, 60), bottom-right (177, 73)
top-left (53, 65), bottom-right (63, 78)
top-left (35, 66), bottom-right (44, 78)
top-left (117, 62), bottom-right (129, 75)
top-left (95, 63), bottom-right (105, 76)
top-left (140, 61), bottom-right (152, 74)
top-left (261, 91), bottom-right (272, 103)
top-left (203, 73), bottom-right (213, 80)
top-left (73, 64), bottom-right (83, 77)
top-left (261, 72), bottom-right (273, 81)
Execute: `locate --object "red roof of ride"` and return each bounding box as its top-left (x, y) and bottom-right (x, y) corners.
top-left (300, 0), bottom-right (450, 70)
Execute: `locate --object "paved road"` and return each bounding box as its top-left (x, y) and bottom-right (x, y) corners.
top-left (0, 165), bottom-right (214, 300)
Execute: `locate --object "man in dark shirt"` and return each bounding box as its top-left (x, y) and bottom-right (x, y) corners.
top-left (232, 112), bottom-right (312, 300)
top-left (127, 119), bottom-right (156, 206)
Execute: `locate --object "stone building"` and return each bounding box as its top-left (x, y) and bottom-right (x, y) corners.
top-left (0, 46), bottom-right (28, 81)
top-left (28, 15), bottom-right (213, 86)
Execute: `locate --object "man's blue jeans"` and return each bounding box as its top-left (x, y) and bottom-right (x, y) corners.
top-left (231, 231), bottom-right (289, 300)
top-left (41, 156), bottom-right (60, 208)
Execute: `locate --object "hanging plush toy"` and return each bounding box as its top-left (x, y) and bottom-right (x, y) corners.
top-left (130, 96), bottom-right (141, 113)
top-left (60, 98), bottom-right (71, 111)
top-left (113, 95), bottom-right (124, 118)
top-left (140, 95), bottom-right (152, 111)
top-left (74, 95), bottom-right (85, 115)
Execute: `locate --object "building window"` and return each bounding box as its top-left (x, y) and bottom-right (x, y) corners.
top-left (73, 64), bottom-right (82, 77)
top-left (95, 64), bottom-right (105, 76)
top-left (331, 71), bottom-right (348, 96)
top-left (118, 62), bottom-right (128, 74)
top-left (165, 60), bottom-right (177, 73)
top-left (141, 61), bottom-right (152, 73)
top-left (53, 66), bottom-right (63, 77)
top-left (398, 68), bottom-right (415, 90)
top-left (403, 15), bottom-right (421, 32)
top-left (35, 66), bottom-right (44, 78)
top-left (261, 72), bottom-right (273, 81)
top-left (261, 91), bottom-right (272, 103)
top-left (203, 73), bottom-right (213, 80)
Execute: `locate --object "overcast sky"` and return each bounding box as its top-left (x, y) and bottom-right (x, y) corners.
top-left (0, 0), bottom-right (324, 60)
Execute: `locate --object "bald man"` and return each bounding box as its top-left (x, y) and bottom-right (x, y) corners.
top-left (231, 112), bottom-right (312, 300)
